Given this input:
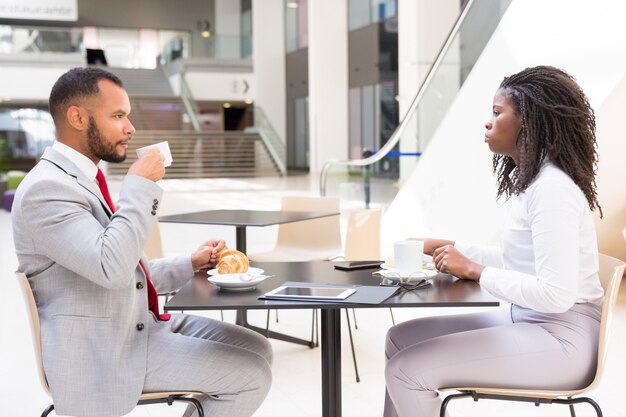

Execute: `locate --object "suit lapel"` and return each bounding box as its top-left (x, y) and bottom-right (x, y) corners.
top-left (40, 148), bottom-right (114, 218)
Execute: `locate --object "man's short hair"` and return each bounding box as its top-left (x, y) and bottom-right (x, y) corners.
top-left (48, 67), bottom-right (124, 125)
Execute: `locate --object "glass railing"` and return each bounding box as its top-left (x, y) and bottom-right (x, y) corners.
top-left (0, 25), bottom-right (83, 54)
top-left (253, 106), bottom-right (287, 176)
top-left (0, 25), bottom-right (252, 68)
top-left (320, 0), bottom-right (512, 208)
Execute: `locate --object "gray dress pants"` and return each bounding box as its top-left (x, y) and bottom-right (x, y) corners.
top-left (384, 303), bottom-right (601, 417)
top-left (143, 313), bottom-right (273, 417)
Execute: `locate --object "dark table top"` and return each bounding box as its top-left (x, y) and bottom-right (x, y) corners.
top-left (164, 261), bottom-right (499, 311)
top-left (158, 209), bottom-right (339, 227)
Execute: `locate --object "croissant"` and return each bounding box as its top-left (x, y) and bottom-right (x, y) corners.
top-left (217, 249), bottom-right (249, 274)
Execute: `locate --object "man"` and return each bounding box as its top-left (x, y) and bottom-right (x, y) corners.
top-left (12, 67), bottom-right (272, 417)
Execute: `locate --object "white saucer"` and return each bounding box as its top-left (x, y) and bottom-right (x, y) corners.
top-left (381, 262), bottom-right (436, 271)
top-left (207, 267), bottom-right (264, 276)
top-left (207, 267), bottom-right (267, 290)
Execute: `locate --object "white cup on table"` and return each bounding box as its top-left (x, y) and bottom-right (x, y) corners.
top-left (393, 240), bottom-right (424, 277)
top-left (136, 141), bottom-right (173, 167)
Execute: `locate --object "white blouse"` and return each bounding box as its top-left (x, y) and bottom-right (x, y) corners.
top-left (456, 162), bottom-right (604, 313)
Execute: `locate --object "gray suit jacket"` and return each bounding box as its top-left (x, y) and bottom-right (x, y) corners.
top-left (12, 148), bottom-right (193, 417)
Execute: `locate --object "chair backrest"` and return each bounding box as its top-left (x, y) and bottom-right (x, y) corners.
top-left (587, 253), bottom-right (625, 391)
top-left (344, 209), bottom-right (382, 261)
top-left (144, 219), bottom-right (165, 260)
top-left (15, 272), bottom-right (51, 396)
top-left (275, 196), bottom-right (342, 254)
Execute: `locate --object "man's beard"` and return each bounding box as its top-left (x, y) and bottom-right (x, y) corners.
top-left (87, 116), bottom-right (127, 163)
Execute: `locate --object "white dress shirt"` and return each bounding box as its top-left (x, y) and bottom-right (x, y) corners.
top-left (456, 162), bottom-right (603, 313)
top-left (52, 140), bottom-right (98, 181)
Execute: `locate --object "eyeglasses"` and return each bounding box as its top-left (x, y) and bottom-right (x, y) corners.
top-left (374, 270), bottom-right (431, 291)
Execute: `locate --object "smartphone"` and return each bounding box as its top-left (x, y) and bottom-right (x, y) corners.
top-left (333, 261), bottom-right (382, 271)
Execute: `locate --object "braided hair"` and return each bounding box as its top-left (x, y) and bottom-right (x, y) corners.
top-left (494, 65), bottom-right (602, 216)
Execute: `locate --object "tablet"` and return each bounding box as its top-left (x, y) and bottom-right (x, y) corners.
top-left (333, 261), bottom-right (382, 271)
top-left (264, 286), bottom-right (356, 301)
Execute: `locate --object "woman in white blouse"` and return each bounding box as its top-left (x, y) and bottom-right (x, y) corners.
top-left (384, 66), bottom-right (604, 417)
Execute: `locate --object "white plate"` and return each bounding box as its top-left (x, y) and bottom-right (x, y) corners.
top-left (207, 267), bottom-right (264, 276)
top-left (207, 274), bottom-right (269, 290)
top-left (376, 268), bottom-right (438, 282)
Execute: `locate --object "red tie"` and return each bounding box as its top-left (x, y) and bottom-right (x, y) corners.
top-left (96, 168), bottom-right (170, 321)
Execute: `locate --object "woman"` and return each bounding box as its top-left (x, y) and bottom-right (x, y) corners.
top-left (384, 65), bottom-right (604, 417)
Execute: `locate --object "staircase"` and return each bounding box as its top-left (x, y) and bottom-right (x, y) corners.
top-left (103, 68), bottom-right (283, 178)
top-left (106, 131), bottom-right (281, 179)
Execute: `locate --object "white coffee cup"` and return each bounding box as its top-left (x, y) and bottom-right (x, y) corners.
top-left (393, 240), bottom-right (424, 277)
top-left (136, 141), bottom-right (172, 167)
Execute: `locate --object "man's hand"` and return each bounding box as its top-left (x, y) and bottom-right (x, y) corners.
top-left (128, 148), bottom-right (165, 182)
top-left (432, 244), bottom-right (484, 282)
top-left (191, 239), bottom-right (227, 272)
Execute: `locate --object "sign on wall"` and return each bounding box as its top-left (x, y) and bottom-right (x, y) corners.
top-left (0, 0), bottom-right (78, 22)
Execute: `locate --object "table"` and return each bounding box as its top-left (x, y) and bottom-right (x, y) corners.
top-left (159, 209), bottom-right (339, 253)
top-left (159, 209), bottom-right (340, 347)
top-left (164, 261), bottom-right (499, 417)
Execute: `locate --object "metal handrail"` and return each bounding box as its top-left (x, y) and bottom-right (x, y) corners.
top-left (254, 106), bottom-right (287, 176)
top-left (319, 0), bottom-right (476, 196)
top-left (178, 75), bottom-right (202, 133)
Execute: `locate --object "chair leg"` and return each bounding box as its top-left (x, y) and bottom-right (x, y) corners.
top-left (555, 397), bottom-right (602, 417)
top-left (351, 308), bottom-right (358, 329)
top-left (344, 309), bottom-right (360, 383)
top-left (41, 404), bottom-right (55, 417)
top-left (440, 392), bottom-right (472, 417)
top-left (138, 394), bottom-right (205, 417)
top-left (310, 309), bottom-right (318, 347)
top-left (175, 396), bottom-right (205, 417)
top-left (265, 310), bottom-right (271, 337)
top-left (389, 307), bottom-right (395, 325)
top-left (314, 309), bottom-right (319, 347)
top-left (220, 310), bottom-right (224, 321)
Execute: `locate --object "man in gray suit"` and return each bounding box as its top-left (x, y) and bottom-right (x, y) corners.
top-left (12, 67), bottom-right (273, 417)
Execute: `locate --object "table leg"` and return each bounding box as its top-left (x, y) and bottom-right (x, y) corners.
top-left (321, 308), bottom-right (342, 417)
top-left (233, 226), bottom-right (316, 348)
top-left (235, 226), bottom-right (246, 253)
top-left (236, 309), bottom-right (316, 348)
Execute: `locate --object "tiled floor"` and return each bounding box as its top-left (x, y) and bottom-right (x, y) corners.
top-left (1, 174), bottom-right (625, 417)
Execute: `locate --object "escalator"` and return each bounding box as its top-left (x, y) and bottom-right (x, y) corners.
top-left (320, 0), bottom-right (626, 253)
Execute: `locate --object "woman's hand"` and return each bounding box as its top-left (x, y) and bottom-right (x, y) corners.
top-left (432, 244), bottom-right (485, 282)
top-left (191, 239), bottom-right (227, 272)
top-left (410, 238), bottom-right (455, 255)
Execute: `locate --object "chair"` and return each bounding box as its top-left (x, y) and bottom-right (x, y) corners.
top-left (145, 218), bottom-right (165, 260)
top-left (249, 196), bottom-right (341, 355)
top-left (344, 209), bottom-right (382, 262)
top-left (249, 196), bottom-right (342, 262)
top-left (439, 253), bottom-right (625, 417)
top-left (342, 209), bottom-right (385, 383)
top-left (15, 272), bottom-right (205, 417)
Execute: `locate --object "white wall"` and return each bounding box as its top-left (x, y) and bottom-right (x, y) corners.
top-left (252, 0), bottom-right (286, 142)
top-left (307, 0), bottom-right (349, 172)
top-left (594, 74), bottom-right (626, 260)
top-left (185, 71), bottom-right (255, 101)
top-left (0, 58), bottom-right (82, 101)
top-left (382, 0), bottom-right (626, 256)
